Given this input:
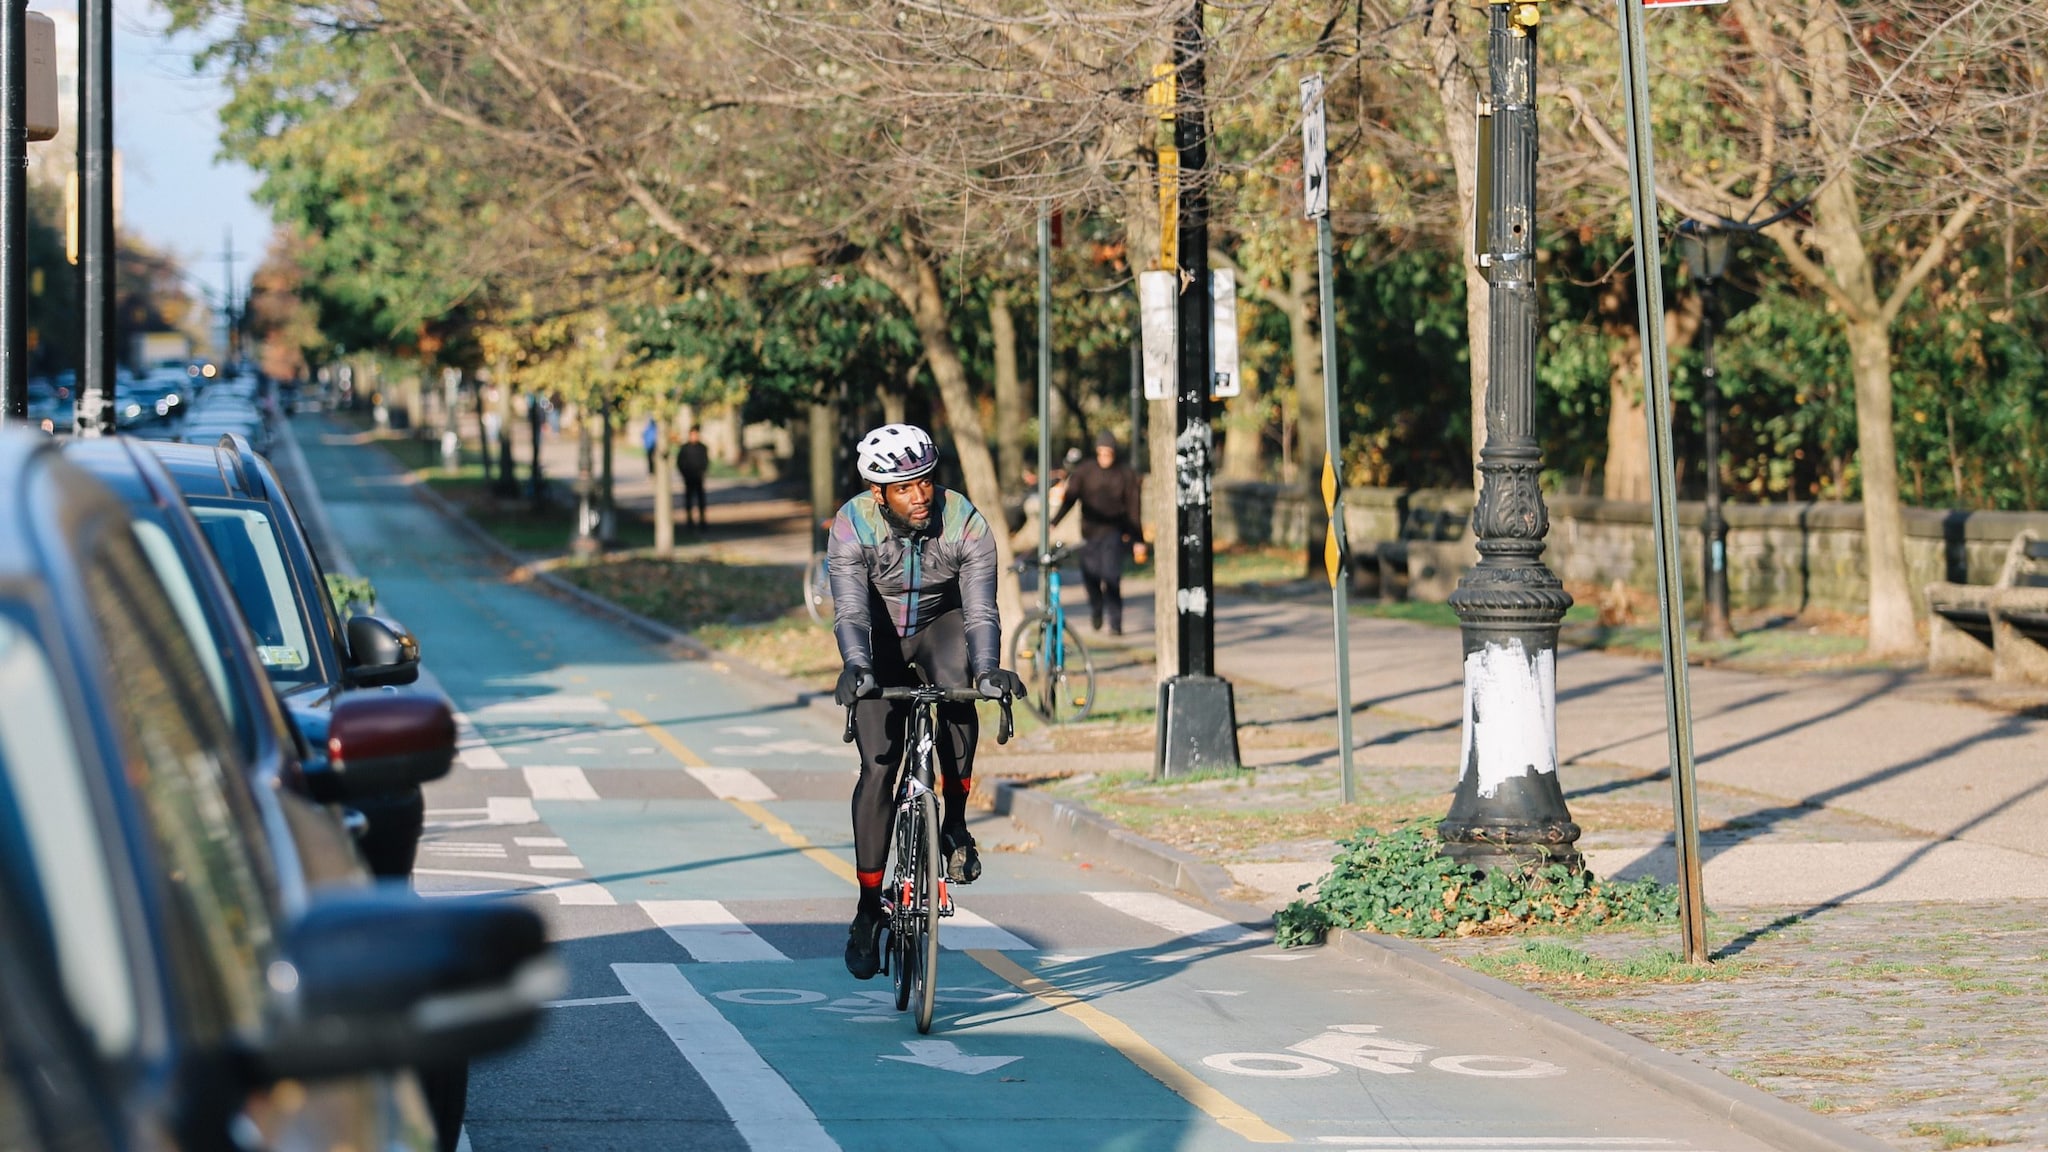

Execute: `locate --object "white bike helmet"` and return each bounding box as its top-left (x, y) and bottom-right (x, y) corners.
top-left (856, 423), bottom-right (939, 485)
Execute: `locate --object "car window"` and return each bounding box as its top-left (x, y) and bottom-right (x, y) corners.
top-left (130, 519), bottom-right (237, 732)
top-left (186, 504), bottom-right (319, 685)
top-left (0, 613), bottom-right (140, 1058)
top-left (83, 529), bottom-right (278, 1041)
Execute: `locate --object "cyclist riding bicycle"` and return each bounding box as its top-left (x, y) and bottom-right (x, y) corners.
top-left (829, 423), bottom-right (1023, 980)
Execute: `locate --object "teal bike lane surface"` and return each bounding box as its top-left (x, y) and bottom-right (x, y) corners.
top-left (282, 417), bottom-right (1818, 1152)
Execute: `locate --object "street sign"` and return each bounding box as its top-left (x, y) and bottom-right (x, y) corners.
top-left (1210, 269), bottom-right (1240, 398)
top-left (1139, 270), bottom-right (1177, 400)
top-left (1300, 75), bottom-right (1328, 220)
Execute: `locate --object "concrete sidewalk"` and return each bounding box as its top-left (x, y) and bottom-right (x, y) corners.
top-left (1063, 583), bottom-right (2048, 909)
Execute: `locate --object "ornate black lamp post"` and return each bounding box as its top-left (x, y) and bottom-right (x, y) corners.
top-left (1438, 0), bottom-right (1581, 873)
top-left (1678, 224), bottom-right (1733, 642)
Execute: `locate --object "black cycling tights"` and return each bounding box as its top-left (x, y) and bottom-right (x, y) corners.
top-left (851, 609), bottom-right (978, 884)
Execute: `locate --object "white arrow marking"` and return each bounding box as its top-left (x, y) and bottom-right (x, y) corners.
top-left (879, 1040), bottom-right (1022, 1076)
top-left (1288, 1025), bottom-right (1431, 1075)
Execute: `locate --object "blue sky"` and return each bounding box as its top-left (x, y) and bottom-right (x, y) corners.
top-left (46, 0), bottom-right (276, 315)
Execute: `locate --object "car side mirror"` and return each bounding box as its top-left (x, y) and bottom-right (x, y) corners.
top-left (255, 887), bottom-right (561, 1082)
top-left (345, 614), bottom-right (420, 687)
top-left (311, 693), bottom-right (456, 803)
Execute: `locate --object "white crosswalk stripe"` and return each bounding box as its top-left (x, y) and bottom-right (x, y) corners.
top-left (940, 905), bottom-right (1032, 951)
top-left (524, 766), bottom-right (599, 800)
top-left (686, 766), bottom-right (778, 801)
top-left (1086, 890), bottom-right (1265, 944)
top-left (640, 901), bottom-right (792, 963)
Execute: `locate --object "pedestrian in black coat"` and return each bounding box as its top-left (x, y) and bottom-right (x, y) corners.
top-left (1052, 431), bottom-right (1144, 634)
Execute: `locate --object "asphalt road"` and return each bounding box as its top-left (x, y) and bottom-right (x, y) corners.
top-left (289, 416), bottom-right (1788, 1152)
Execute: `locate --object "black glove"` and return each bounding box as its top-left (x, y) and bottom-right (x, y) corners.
top-left (835, 665), bottom-right (878, 707)
top-left (977, 669), bottom-right (1027, 701)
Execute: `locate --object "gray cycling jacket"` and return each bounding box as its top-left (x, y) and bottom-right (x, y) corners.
top-left (826, 488), bottom-right (1000, 676)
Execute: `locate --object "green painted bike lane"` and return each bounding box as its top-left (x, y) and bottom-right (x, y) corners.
top-left (287, 417), bottom-right (1794, 1152)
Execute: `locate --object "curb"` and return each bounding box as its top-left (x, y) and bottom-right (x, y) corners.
top-left (991, 777), bottom-right (1891, 1152)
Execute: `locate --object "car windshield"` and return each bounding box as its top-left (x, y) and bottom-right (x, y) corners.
top-left (186, 504), bottom-right (320, 685)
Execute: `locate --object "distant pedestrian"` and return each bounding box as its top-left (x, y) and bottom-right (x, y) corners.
top-left (677, 426), bottom-right (710, 529)
top-left (1052, 431), bottom-right (1143, 634)
top-left (643, 418), bottom-right (660, 475)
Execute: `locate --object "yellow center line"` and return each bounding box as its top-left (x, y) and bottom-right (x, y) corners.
top-left (966, 950), bottom-right (1292, 1144)
top-left (619, 704), bottom-right (1288, 1144)
top-left (616, 707), bottom-right (858, 884)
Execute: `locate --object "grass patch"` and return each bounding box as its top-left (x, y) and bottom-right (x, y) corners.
top-left (1906, 1123), bottom-right (2010, 1149)
top-left (1349, 599), bottom-right (1599, 630)
top-left (1465, 940), bottom-right (1743, 984)
top-left (1561, 619), bottom-right (1874, 670)
top-left (697, 616), bottom-right (842, 685)
top-left (555, 556), bottom-right (800, 632)
top-left (1275, 819), bottom-right (1680, 944)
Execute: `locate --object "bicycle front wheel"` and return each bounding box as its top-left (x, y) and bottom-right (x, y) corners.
top-left (803, 553), bottom-right (833, 626)
top-left (1007, 612), bottom-right (1097, 724)
top-left (913, 789), bottom-right (943, 1034)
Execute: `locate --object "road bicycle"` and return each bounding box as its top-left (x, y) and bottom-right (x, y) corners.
top-left (843, 682), bottom-right (1013, 1033)
top-left (802, 551), bottom-right (833, 626)
top-left (1006, 543), bottom-right (1097, 723)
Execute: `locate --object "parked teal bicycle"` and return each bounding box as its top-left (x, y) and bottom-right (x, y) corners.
top-left (1007, 544), bottom-right (1097, 723)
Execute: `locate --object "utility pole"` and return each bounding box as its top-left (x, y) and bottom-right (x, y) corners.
top-left (221, 228), bottom-right (236, 367)
top-left (75, 0), bottom-right (113, 436)
top-left (1439, 0), bottom-right (1581, 872)
top-left (1156, 0), bottom-right (1241, 778)
top-left (0, 0), bottom-right (27, 425)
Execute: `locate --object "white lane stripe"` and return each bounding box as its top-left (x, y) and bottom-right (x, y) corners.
top-left (939, 906), bottom-right (1031, 951)
top-left (459, 744), bottom-right (508, 771)
top-left (486, 797), bottom-right (539, 826)
top-left (524, 766), bottom-right (599, 800)
top-left (687, 766), bottom-right (778, 802)
top-left (528, 855), bottom-right (584, 870)
top-left (1087, 890), bottom-right (1264, 944)
top-left (613, 963), bottom-right (838, 1152)
top-left (641, 901), bottom-right (791, 963)
top-left (412, 869), bottom-right (615, 906)
top-left (547, 995), bottom-right (639, 1009)
top-left (515, 836), bottom-right (568, 848)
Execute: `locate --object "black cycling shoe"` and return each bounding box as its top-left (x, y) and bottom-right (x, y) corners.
top-left (844, 907), bottom-right (885, 980)
top-left (942, 828), bottom-right (982, 885)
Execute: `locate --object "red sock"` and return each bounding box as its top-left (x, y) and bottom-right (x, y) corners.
top-left (858, 870), bottom-right (884, 912)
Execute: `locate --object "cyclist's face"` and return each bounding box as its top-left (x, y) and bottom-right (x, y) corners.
top-left (875, 477), bottom-right (935, 528)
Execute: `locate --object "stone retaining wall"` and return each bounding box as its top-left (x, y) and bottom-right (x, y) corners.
top-left (1208, 481), bottom-right (2048, 615)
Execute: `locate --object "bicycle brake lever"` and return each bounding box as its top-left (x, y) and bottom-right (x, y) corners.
top-left (842, 705), bottom-right (857, 744)
top-left (997, 697), bottom-right (1014, 745)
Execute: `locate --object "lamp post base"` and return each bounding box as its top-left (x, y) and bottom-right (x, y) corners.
top-left (1156, 674), bottom-right (1241, 778)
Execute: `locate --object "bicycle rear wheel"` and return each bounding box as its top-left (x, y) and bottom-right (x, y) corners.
top-left (1007, 612), bottom-right (1097, 723)
top-left (803, 553), bottom-right (833, 626)
top-left (912, 789), bottom-right (942, 1033)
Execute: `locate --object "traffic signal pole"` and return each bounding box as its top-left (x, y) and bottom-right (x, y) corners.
top-left (1155, 0), bottom-right (1242, 778)
top-left (0, 0), bottom-right (27, 424)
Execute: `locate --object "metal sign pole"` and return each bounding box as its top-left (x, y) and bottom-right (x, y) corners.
top-left (1615, 0), bottom-right (1709, 963)
top-left (76, 0), bottom-right (113, 436)
top-left (1302, 74), bottom-right (1354, 804)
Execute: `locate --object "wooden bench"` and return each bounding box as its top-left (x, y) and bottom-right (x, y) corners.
top-left (1926, 533), bottom-right (2048, 683)
top-left (1350, 500), bottom-right (1467, 603)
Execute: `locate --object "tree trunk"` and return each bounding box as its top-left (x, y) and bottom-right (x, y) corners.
top-left (810, 396), bottom-right (838, 548)
top-left (1423, 1), bottom-right (1489, 487)
top-left (1119, 157), bottom-right (1178, 683)
top-left (863, 243), bottom-right (1026, 649)
top-left (1218, 364), bottom-right (1262, 482)
top-left (1846, 318), bottom-right (1916, 656)
top-left (1284, 257), bottom-right (1326, 576)
top-left (990, 291), bottom-right (1024, 490)
top-left (1603, 319), bottom-right (1650, 501)
top-left (474, 380), bottom-right (493, 484)
top-left (652, 417), bottom-right (676, 557)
